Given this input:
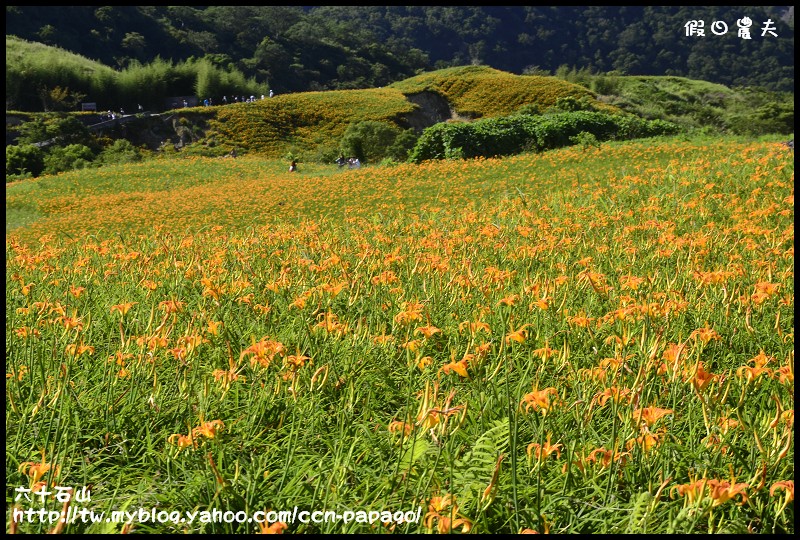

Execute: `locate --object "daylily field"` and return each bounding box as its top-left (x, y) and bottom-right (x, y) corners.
top-left (5, 137), bottom-right (794, 533)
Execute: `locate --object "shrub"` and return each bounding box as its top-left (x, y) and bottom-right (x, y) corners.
top-left (570, 131), bottom-right (601, 151)
top-left (385, 128), bottom-right (419, 162)
top-left (339, 120), bottom-right (405, 164)
top-left (591, 74), bottom-right (621, 95)
top-left (43, 144), bottom-right (95, 175)
top-left (547, 95), bottom-right (597, 113)
top-left (514, 103), bottom-right (542, 116)
top-left (408, 122), bottom-right (448, 162)
top-left (97, 139), bottom-right (144, 165)
top-left (16, 114), bottom-right (93, 147)
top-left (6, 144), bottom-right (45, 178)
top-left (408, 111), bottom-right (681, 163)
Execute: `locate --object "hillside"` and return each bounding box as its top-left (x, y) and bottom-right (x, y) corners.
top-left (5, 36), bottom-right (117, 112)
top-left (5, 59), bottom-right (792, 183)
top-left (5, 6), bottom-right (795, 94)
top-left (390, 66), bottom-right (619, 118)
top-left (582, 74), bottom-right (795, 135)
top-left (201, 66), bottom-right (617, 159)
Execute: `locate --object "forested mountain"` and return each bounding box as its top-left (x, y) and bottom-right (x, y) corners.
top-left (6, 6), bottom-right (795, 93)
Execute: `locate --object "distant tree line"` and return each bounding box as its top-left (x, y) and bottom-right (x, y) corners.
top-left (6, 5), bottom-right (795, 107)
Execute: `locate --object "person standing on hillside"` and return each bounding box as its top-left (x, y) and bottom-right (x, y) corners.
top-left (269, 90), bottom-right (274, 98)
top-left (289, 159), bottom-right (298, 172)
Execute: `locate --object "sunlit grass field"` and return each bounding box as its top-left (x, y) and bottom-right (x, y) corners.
top-left (389, 65), bottom-right (619, 118)
top-left (6, 136), bottom-right (794, 533)
top-left (176, 66), bottom-right (613, 159)
top-left (206, 87), bottom-right (418, 158)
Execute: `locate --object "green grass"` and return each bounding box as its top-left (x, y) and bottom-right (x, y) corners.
top-left (586, 74), bottom-right (794, 136)
top-left (6, 135), bottom-right (794, 533)
top-left (391, 65), bottom-right (618, 118)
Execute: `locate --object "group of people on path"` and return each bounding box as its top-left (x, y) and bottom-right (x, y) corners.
top-left (287, 156), bottom-right (360, 173)
top-left (335, 155), bottom-right (361, 169)
top-left (217, 90), bottom-right (275, 106)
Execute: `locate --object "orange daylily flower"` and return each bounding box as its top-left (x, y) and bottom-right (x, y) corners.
top-left (213, 355), bottom-right (246, 388)
top-left (192, 420), bottom-right (225, 440)
top-left (424, 494), bottom-right (473, 534)
top-left (415, 382), bottom-right (465, 434)
top-left (686, 362), bottom-right (717, 392)
top-left (593, 387), bottom-right (632, 407)
top-left (737, 351), bottom-right (774, 384)
top-left (499, 294), bottom-right (520, 306)
top-left (532, 346), bottom-right (558, 361)
top-left (520, 387), bottom-right (559, 415)
top-left (7, 365), bottom-right (29, 381)
top-left (474, 342), bottom-right (492, 357)
top-left (748, 351), bottom-right (774, 369)
top-left (633, 406), bottom-right (673, 427)
top-left (751, 281), bottom-right (781, 305)
top-left (139, 334), bottom-right (169, 351)
top-left (200, 277), bottom-right (228, 300)
top-left (672, 475), bottom-right (749, 507)
top-left (289, 292), bottom-right (310, 309)
top-left (662, 342), bottom-right (687, 367)
top-left (619, 275), bottom-right (646, 291)
top-left (141, 280), bottom-right (159, 291)
top-left (57, 312), bottom-right (84, 332)
top-left (315, 311), bottom-right (349, 335)
top-left (440, 359), bottom-right (469, 378)
top-left (372, 270), bottom-right (400, 285)
top-left (19, 451), bottom-right (60, 485)
top-left (415, 325), bottom-right (441, 338)
top-left (158, 299), bottom-right (185, 314)
top-left (388, 420), bottom-right (413, 439)
top-left (411, 356), bottom-right (430, 371)
top-left (625, 432), bottom-right (661, 453)
top-left (527, 435), bottom-right (563, 461)
top-left (259, 521), bottom-right (288, 534)
top-left (394, 301), bottom-right (425, 326)
top-left (206, 320), bottom-right (223, 336)
top-left (110, 302), bottom-right (137, 316)
top-left (401, 339), bottom-right (423, 352)
top-left (770, 480), bottom-right (794, 514)
top-left (567, 312), bottom-right (594, 328)
top-left (14, 327), bottom-right (40, 339)
top-left (241, 338), bottom-right (286, 368)
top-left (65, 341), bottom-right (95, 357)
top-left (706, 478), bottom-right (749, 507)
top-left (737, 364), bottom-right (773, 384)
top-left (69, 285), bottom-right (86, 298)
top-left (533, 297), bottom-right (550, 310)
top-left (775, 364), bottom-right (793, 385)
top-left (505, 325), bottom-right (529, 345)
top-left (458, 320), bottom-right (491, 335)
top-left (252, 302), bottom-right (271, 315)
top-left (285, 353), bottom-right (311, 370)
top-left (586, 447), bottom-right (629, 469)
top-left (373, 334), bottom-right (395, 345)
top-left (177, 334), bottom-right (208, 353)
top-left (690, 323), bottom-right (721, 344)
top-left (168, 433), bottom-right (196, 450)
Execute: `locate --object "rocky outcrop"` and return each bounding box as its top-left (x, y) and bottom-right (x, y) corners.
top-left (399, 91), bottom-right (457, 133)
